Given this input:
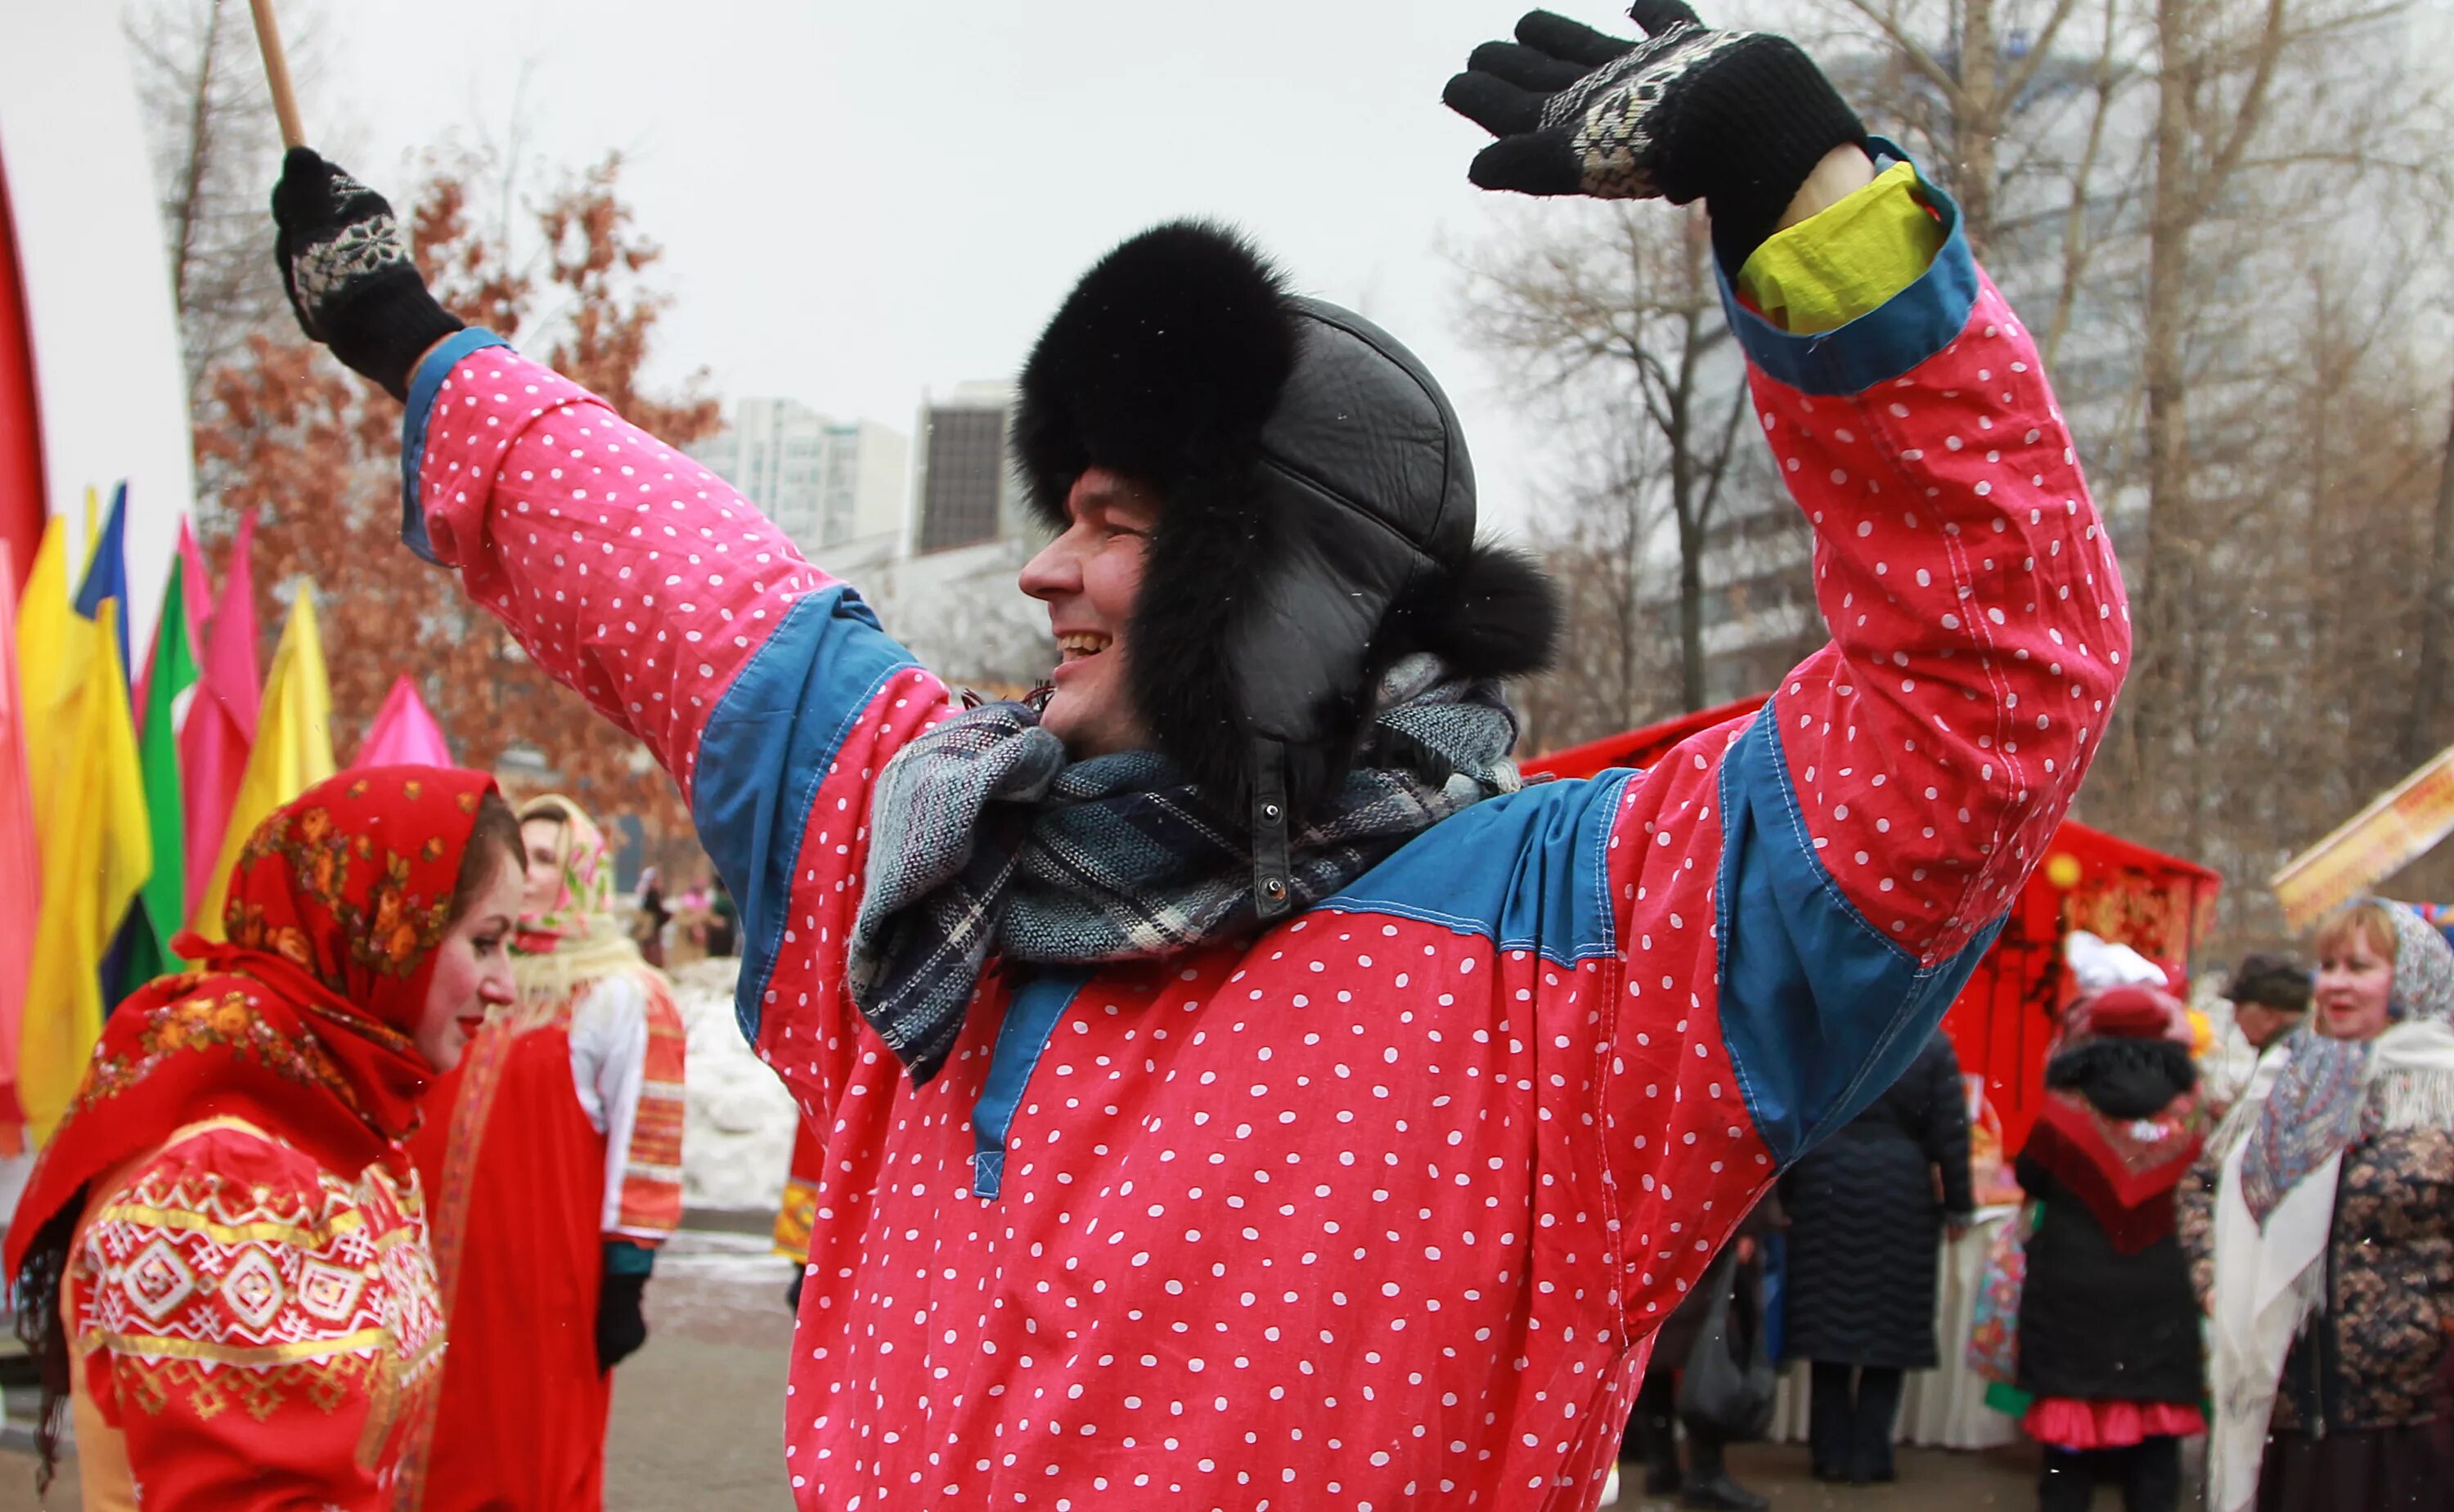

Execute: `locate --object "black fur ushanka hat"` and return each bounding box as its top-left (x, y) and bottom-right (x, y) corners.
top-left (1014, 222), bottom-right (1559, 914)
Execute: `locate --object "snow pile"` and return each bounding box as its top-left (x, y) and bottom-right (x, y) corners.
top-left (670, 958), bottom-right (802, 1214)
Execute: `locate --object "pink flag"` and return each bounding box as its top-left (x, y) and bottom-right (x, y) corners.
top-left (353, 674), bottom-right (452, 769)
top-left (179, 509), bottom-right (259, 917)
top-left (0, 541), bottom-right (38, 1146)
top-left (177, 514), bottom-right (213, 650)
top-left (135, 515), bottom-right (213, 717)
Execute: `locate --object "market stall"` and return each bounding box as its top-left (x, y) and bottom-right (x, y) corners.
top-left (1528, 702), bottom-right (2223, 1448)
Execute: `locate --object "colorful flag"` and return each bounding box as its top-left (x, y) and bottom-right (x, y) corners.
top-left (181, 509), bottom-right (259, 916)
top-left (0, 541), bottom-right (40, 1149)
top-left (191, 584), bottom-right (335, 943)
top-left (177, 515), bottom-right (213, 645)
top-left (72, 482), bottom-right (133, 688)
top-left (124, 544), bottom-right (201, 991)
top-left (137, 515), bottom-right (212, 714)
top-left (353, 674), bottom-right (452, 768)
top-left (20, 491), bottom-right (152, 1143)
top-left (16, 511), bottom-right (72, 822)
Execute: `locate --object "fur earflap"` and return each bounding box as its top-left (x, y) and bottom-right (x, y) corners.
top-left (1013, 221), bottom-right (1299, 529)
top-left (1403, 541), bottom-right (1562, 680)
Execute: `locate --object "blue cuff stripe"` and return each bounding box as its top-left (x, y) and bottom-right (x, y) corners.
top-left (602, 1239), bottom-right (656, 1276)
top-left (1714, 142), bottom-right (1978, 398)
top-left (1710, 703), bottom-right (2002, 1164)
top-left (971, 970), bottom-right (1090, 1200)
top-left (398, 328), bottom-right (510, 565)
top-left (690, 585), bottom-right (918, 1048)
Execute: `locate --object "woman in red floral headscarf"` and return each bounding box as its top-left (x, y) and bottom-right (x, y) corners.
top-left (3, 767), bottom-right (525, 1512)
top-left (398, 793), bottom-right (686, 1512)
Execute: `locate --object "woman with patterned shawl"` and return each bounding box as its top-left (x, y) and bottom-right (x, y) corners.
top-left (2182, 900), bottom-right (2454, 1512)
top-left (2, 769), bottom-right (526, 1511)
top-left (2013, 984), bottom-right (2206, 1512)
top-left (398, 794), bottom-right (686, 1511)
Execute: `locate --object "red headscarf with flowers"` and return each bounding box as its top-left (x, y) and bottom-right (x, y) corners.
top-left (4, 766), bottom-right (504, 1285)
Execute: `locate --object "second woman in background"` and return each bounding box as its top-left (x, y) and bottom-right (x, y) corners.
top-left (397, 795), bottom-right (690, 1510)
top-left (2183, 900), bottom-right (2454, 1512)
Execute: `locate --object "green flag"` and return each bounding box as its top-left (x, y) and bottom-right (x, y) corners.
top-left (124, 559), bottom-right (200, 994)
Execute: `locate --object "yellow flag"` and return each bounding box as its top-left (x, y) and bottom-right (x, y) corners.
top-left (16, 514), bottom-right (73, 823)
top-left (191, 586), bottom-right (337, 942)
top-left (19, 599), bottom-right (153, 1143)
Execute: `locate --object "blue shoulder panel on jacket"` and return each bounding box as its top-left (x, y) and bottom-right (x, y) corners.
top-left (398, 328), bottom-right (510, 565)
top-left (1712, 704), bottom-right (2000, 1168)
top-left (1714, 144), bottom-right (1980, 399)
top-left (1315, 769), bottom-right (1633, 968)
top-left (693, 584), bottom-right (918, 1044)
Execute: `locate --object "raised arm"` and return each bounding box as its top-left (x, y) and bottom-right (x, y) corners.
top-left (1447, 5), bottom-right (2123, 1333)
top-left (269, 151), bottom-right (956, 1122)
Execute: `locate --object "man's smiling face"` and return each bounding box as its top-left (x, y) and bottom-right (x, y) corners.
top-left (1018, 467), bottom-right (1160, 759)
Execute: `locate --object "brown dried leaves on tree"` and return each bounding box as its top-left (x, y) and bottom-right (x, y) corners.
top-left (192, 156), bottom-right (718, 843)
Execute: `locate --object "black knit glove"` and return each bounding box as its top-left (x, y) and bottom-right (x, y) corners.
top-left (595, 1270), bottom-right (649, 1373)
top-left (269, 147), bottom-right (463, 401)
top-left (1445, 3), bottom-right (1867, 269)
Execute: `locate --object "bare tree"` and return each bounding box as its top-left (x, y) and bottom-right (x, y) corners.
top-left (1812, 0), bottom-right (2118, 260)
top-left (1510, 434), bottom-right (1679, 752)
top-left (126, 0), bottom-right (324, 405)
top-left (2410, 375), bottom-right (2454, 768)
top-left (1459, 203), bottom-right (1766, 714)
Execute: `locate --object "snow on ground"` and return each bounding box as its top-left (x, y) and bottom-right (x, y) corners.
top-left (671, 958), bottom-right (802, 1214)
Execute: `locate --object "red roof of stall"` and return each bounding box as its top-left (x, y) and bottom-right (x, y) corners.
top-left (1525, 698), bottom-right (2222, 1153)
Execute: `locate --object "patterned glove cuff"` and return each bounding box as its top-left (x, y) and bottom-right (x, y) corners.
top-left (1656, 34), bottom-right (1867, 272)
top-left (322, 267), bottom-right (465, 402)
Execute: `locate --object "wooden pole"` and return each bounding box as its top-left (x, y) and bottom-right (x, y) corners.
top-left (246, 0), bottom-right (306, 150)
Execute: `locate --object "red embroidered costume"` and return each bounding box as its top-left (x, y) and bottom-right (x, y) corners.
top-left (2, 769), bottom-right (502, 1510)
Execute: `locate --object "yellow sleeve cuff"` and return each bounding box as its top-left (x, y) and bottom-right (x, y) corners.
top-left (1733, 161), bottom-right (1944, 335)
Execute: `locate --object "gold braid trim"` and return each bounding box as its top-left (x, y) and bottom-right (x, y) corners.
top-left (80, 1324), bottom-right (395, 1369)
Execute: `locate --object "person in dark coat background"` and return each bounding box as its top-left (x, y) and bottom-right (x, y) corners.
top-left (1624, 1195), bottom-right (1782, 1510)
top-left (2014, 985), bottom-right (2206, 1512)
top-left (1779, 1027), bottom-right (1974, 1484)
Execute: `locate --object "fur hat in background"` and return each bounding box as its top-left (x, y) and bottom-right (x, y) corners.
top-left (1014, 220), bottom-right (1558, 891)
top-left (2224, 951), bottom-right (2312, 1016)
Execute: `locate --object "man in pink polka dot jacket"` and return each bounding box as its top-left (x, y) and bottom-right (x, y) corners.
top-left (271, 6), bottom-right (2126, 1507)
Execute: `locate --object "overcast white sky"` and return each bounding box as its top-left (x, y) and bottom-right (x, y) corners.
top-left (303, 0), bottom-right (1671, 538)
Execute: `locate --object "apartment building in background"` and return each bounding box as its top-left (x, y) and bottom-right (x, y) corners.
top-left (912, 382), bottom-right (1023, 553)
top-left (687, 398), bottom-right (908, 559)
top-left (690, 382), bottom-right (1050, 692)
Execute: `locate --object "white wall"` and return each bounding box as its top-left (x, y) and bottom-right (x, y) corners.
top-left (0, 0), bottom-right (196, 644)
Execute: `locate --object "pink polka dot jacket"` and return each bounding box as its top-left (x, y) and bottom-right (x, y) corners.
top-left (399, 167), bottom-right (2125, 1511)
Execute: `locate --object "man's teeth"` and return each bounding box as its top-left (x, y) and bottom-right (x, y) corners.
top-left (1058, 633), bottom-right (1111, 657)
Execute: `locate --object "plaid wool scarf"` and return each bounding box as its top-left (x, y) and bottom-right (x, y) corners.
top-left (848, 656), bottom-right (1521, 1082)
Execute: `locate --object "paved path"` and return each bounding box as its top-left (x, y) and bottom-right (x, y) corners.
top-left (0, 1229), bottom-right (2052, 1510)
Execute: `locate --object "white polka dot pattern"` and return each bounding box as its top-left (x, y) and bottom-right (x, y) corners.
top-left (1749, 276), bottom-right (2125, 967)
top-left (399, 273), bottom-right (2126, 1510)
top-left (409, 352), bottom-right (941, 805)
